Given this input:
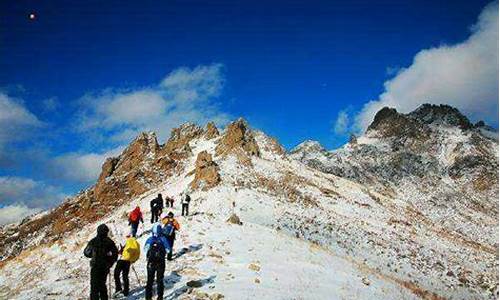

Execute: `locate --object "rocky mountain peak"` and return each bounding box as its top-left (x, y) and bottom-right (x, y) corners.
top-left (169, 123), bottom-right (204, 142)
top-left (408, 104), bottom-right (473, 129)
top-left (367, 107), bottom-right (405, 131)
top-left (205, 121), bottom-right (220, 139)
top-left (215, 118), bottom-right (260, 159)
top-left (290, 140), bottom-right (327, 154)
top-left (366, 107), bottom-right (429, 141)
top-left (162, 123), bottom-right (203, 156)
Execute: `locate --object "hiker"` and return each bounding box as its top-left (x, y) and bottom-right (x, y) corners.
top-left (144, 223), bottom-right (170, 300)
top-left (165, 195), bottom-right (174, 208)
top-left (150, 194), bottom-right (163, 224)
top-left (181, 192), bottom-right (191, 216)
top-left (161, 211), bottom-right (180, 260)
top-left (113, 234), bottom-right (140, 297)
top-left (84, 224), bottom-right (118, 300)
top-left (128, 205), bottom-right (144, 237)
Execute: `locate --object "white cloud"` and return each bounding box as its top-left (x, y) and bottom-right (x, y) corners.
top-left (0, 93), bottom-right (42, 144)
top-left (334, 109), bottom-right (350, 135)
top-left (160, 63), bottom-right (224, 103)
top-left (51, 146), bottom-right (124, 183)
top-left (77, 63), bottom-right (230, 143)
top-left (0, 177), bottom-right (67, 219)
top-left (355, 1), bottom-right (499, 131)
top-left (0, 204), bottom-right (40, 225)
top-left (0, 93), bottom-right (43, 167)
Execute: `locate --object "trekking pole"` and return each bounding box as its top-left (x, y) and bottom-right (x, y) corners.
top-left (108, 272), bottom-right (112, 296)
top-left (131, 264), bottom-right (142, 285)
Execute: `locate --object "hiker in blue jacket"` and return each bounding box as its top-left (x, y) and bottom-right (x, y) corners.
top-left (144, 224), bottom-right (170, 300)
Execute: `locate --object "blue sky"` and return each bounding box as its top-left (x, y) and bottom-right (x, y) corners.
top-left (0, 0), bottom-right (498, 223)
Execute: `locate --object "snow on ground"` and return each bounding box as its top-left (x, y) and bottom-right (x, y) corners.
top-left (1, 126), bottom-right (496, 299)
top-left (0, 181), bottom-right (417, 300)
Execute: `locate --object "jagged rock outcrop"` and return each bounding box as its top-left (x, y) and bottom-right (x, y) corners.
top-left (161, 123), bottom-right (204, 158)
top-left (190, 151), bottom-right (221, 190)
top-left (367, 107), bottom-right (431, 144)
top-left (215, 118), bottom-right (260, 165)
top-left (408, 104), bottom-right (473, 129)
top-left (205, 122), bottom-right (219, 139)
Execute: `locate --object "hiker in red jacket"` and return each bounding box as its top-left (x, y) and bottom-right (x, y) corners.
top-left (128, 205), bottom-right (144, 237)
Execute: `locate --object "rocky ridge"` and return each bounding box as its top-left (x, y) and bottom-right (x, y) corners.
top-left (0, 104), bottom-right (498, 299)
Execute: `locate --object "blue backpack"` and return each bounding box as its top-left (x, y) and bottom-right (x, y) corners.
top-left (163, 223), bottom-right (175, 238)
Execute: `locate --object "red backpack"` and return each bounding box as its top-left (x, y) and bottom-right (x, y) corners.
top-left (129, 208), bottom-right (140, 222)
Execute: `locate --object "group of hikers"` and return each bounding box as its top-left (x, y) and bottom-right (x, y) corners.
top-left (84, 192), bottom-right (191, 300)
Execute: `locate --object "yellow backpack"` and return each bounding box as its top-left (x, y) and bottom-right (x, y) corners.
top-left (122, 237), bottom-right (140, 263)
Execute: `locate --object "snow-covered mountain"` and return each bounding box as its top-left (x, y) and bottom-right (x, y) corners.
top-left (0, 105), bottom-right (498, 300)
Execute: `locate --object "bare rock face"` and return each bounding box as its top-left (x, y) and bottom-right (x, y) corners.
top-left (408, 104), bottom-right (473, 129)
top-left (190, 151), bottom-right (221, 190)
top-left (205, 122), bottom-right (219, 139)
top-left (115, 132), bottom-right (159, 172)
top-left (95, 132), bottom-right (160, 206)
top-left (162, 123), bottom-right (203, 156)
top-left (215, 118), bottom-right (260, 166)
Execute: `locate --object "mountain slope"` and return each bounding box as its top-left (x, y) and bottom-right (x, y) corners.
top-left (0, 105), bottom-right (498, 299)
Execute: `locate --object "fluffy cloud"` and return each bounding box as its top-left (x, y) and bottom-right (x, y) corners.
top-left (0, 93), bottom-right (41, 143)
top-left (50, 146), bottom-right (124, 184)
top-left (77, 63), bottom-right (230, 143)
top-left (0, 176), bottom-right (67, 224)
top-left (355, 1), bottom-right (498, 131)
top-left (52, 64), bottom-right (230, 184)
top-left (0, 93), bottom-right (43, 167)
top-left (334, 109), bottom-right (350, 135)
top-left (0, 204), bottom-right (40, 226)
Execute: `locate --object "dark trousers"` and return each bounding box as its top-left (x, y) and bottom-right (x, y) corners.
top-left (114, 260), bottom-right (130, 295)
top-left (90, 267), bottom-right (109, 300)
top-left (181, 204), bottom-right (189, 216)
top-left (167, 236), bottom-right (175, 261)
top-left (145, 261), bottom-right (165, 300)
top-left (151, 208), bottom-right (161, 223)
top-left (130, 222), bottom-right (139, 237)
top-left (168, 200), bottom-right (174, 208)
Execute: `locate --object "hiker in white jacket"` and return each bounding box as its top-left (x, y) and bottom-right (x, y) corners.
top-left (181, 192), bottom-right (191, 216)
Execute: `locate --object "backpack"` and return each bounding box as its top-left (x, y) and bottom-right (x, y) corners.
top-left (123, 238), bottom-right (140, 263)
top-left (91, 239), bottom-right (113, 268)
top-left (129, 209), bottom-right (140, 222)
top-left (163, 222), bottom-right (175, 238)
top-left (147, 238), bottom-right (166, 264)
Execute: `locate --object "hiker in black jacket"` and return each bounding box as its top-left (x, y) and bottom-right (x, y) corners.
top-left (150, 193), bottom-right (163, 224)
top-left (84, 224), bottom-right (119, 300)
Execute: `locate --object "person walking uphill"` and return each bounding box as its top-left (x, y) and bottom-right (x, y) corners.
top-left (181, 193), bottom-right (191, 216)
top-left (144, 224), bottom-right (170, 300)
top-left (165, 195), bottom-right (174, 208)
top-left (150, 194), bottom-right (163, 224)
top-left (161, 212), bottom-right (180, 260)
top-left (113, 234), bottom-right (140, 297)
top-left (128, 205), bottom-right (144, 237)
top-left (84, 224), bottom-right (118, 300)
